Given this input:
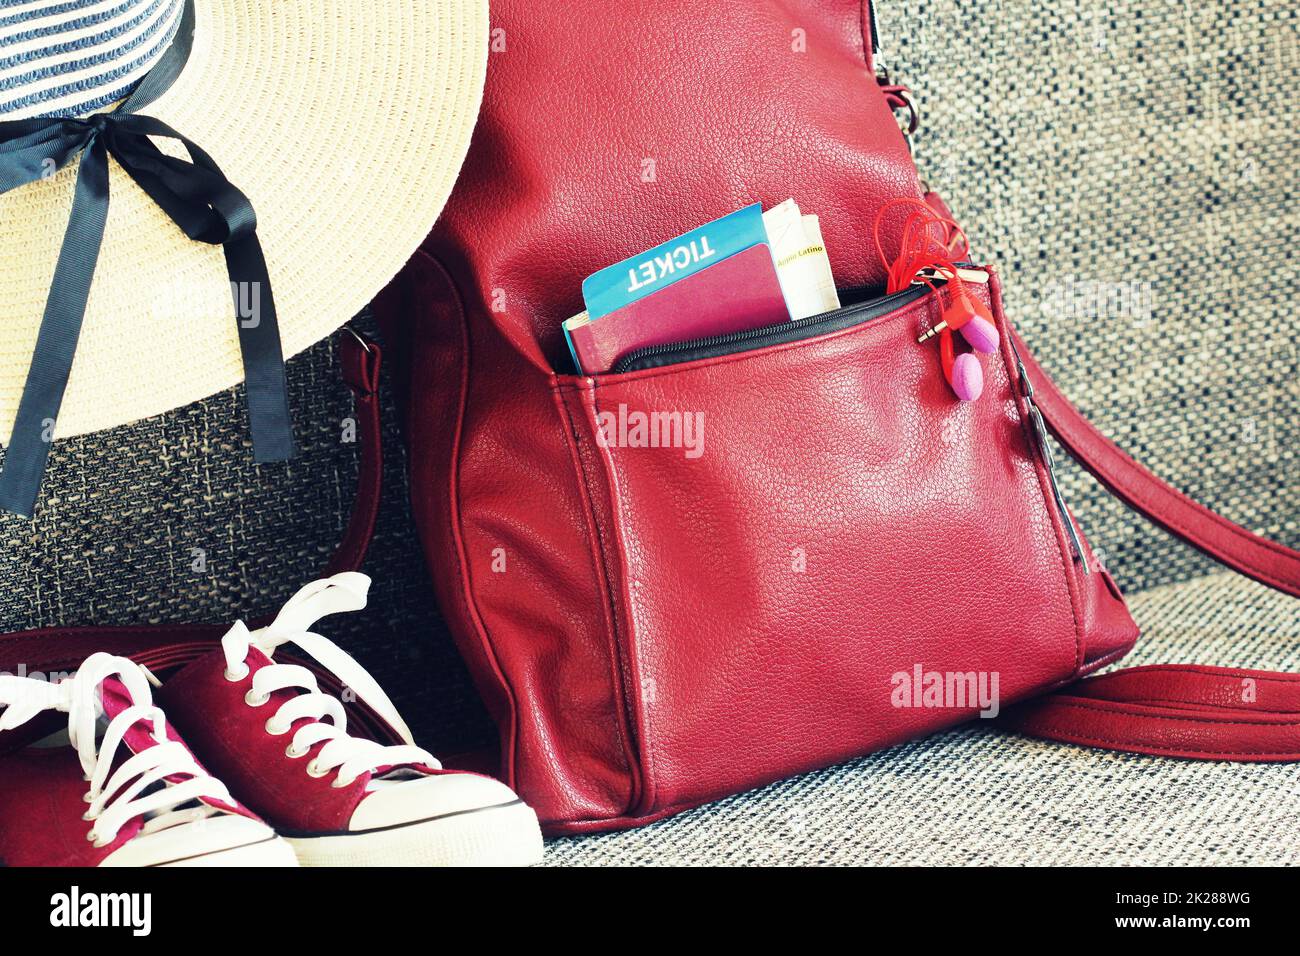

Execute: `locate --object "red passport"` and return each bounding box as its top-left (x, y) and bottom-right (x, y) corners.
top-left (564, 243), bottom-right (790, 374)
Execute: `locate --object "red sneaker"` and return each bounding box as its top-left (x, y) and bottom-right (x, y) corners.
top-left (158, 573), bottom-right (543, 866)
top-left (0, 653), bottom-right (297, 867)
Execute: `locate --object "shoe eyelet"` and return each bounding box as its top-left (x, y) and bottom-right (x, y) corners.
top-left (85, 829), bottom-right (105, 847)
top-left (82, 791), bottom-right (94, 804)
top-left (305, 760), bottom-right (330, 779)
top-left (244, 689), bottom-right (270, 707)
top-left (331, 777), bottom-right (354, 790)
top-left (81, 810), bottom-right (95, 822)
top-left (285, 743), bottom-right (306, 759)
top-left (224, 663), bottom-right (250, 683)
top-left (265, 718), bottom-right (288, 737)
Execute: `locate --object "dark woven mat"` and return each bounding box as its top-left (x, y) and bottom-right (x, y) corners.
top-left (0, 309), bottom-right (495, 753)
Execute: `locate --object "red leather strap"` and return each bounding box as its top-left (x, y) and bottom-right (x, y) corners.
top-left (1001, 330), bottom-right (1300, 760)
top-left (998, 665), bottom-right (1300, 761)
top-left (324, 330), bottom-right (384, 577)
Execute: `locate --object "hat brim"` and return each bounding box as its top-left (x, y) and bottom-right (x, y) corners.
top-left (0, 0), bottom-right (487, 442)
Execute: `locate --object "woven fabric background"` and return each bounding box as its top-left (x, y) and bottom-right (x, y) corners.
top-left (0, 0), bottom-right (1297, 863)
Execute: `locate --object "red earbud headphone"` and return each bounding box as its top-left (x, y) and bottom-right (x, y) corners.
top-left (872, 199), bottom-right (998, 400)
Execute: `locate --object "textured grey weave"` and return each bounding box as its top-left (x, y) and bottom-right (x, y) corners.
top-left (0, 310), bottom-right (497, 754)
top-left (547, 572), bottom-right (1300, 866)
top-left (0, 0), bottom-right (1297, 863)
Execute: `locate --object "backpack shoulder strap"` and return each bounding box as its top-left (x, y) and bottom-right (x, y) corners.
top-left (999, 664), bottom-right (1300, 761)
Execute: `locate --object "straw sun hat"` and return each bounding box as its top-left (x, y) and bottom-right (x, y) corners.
top-left (0, 0), bottom-right (487, 515)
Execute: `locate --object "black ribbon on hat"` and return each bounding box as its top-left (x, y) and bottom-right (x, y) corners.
top-left (0, 0), bottom-right (293, 517)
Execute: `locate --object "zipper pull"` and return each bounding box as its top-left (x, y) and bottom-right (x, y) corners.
top-left (913, 266), bottom-right (989, 286)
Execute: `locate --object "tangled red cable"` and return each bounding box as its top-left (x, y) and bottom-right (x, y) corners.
top-left (872, 198), bottom-right (998, 400)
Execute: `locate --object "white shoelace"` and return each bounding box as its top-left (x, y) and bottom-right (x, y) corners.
top-left (221, 572), bottom-right (439, 789)
top-left (0, 653), bottom-right (235, 849)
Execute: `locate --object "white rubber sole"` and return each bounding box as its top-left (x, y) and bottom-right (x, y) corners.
top-left (284, 800), bottom-right (544, 867)
top-left (157, 836), bottom-right (301, 868)
top-left (100, 816), bottom-right (299, 867)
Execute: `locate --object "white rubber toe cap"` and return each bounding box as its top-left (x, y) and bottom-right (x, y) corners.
top-left (100, 815), bottom-right (298, 867)
top-left (292, 777), bottom-right (543, 866)
top-left (349, 772), bottom-right (524, 832)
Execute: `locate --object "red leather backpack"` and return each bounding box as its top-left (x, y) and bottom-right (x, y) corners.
top-left (370, 0), bottom-right (1300, 833)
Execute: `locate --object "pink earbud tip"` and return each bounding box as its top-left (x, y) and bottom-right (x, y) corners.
top-left (951, 353), bottom-right (983, 401)
top-left (959, 316), bottom-right (999, 354)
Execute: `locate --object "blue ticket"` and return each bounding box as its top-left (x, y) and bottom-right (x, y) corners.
top-left (581, 203), bottom-right (768, 320)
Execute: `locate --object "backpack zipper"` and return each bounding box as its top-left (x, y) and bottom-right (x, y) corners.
top-left (607, 266), bottom-right (988, 375)
top-left (609, 282), bottom-right (932, 374)
top-left (1008, 338), bottom-right (1089, 572)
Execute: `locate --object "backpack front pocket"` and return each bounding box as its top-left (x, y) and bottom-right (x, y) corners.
top-left (556, 277), bottom-right (1087, 816)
